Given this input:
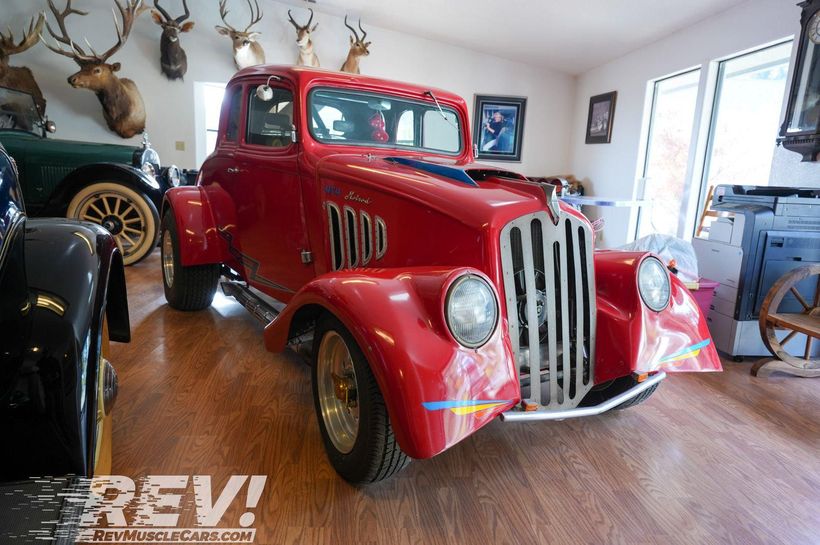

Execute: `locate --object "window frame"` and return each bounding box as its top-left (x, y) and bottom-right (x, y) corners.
top-left (243, 83), bottom-right (297, 153)
top-left (306, 87), bottom-right (464, 156)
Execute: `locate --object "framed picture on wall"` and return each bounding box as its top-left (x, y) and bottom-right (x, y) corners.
top-left (585, 91), bottom-right (617, 144)
top-left (473, 95), bottom-right (527, 162)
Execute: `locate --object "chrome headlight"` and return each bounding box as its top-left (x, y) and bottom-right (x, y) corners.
top-left (638, 257), bottom-right (671, 311)
top-left (141, 161), bottom-right (156, 178)
top-left (166, 165), bottom-right (181, 187)
top-left (445, 274), bottom-right (498, 348)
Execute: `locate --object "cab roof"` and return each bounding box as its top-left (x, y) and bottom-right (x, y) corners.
top-left (231, 65), bottom-right (466, 108)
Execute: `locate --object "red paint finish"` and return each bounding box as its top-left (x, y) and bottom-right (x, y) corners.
top-left (173, 66), bottom-right (720, 460)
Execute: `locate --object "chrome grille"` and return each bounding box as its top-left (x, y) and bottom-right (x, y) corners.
top-left (500, 211), bottom-right (596, 409)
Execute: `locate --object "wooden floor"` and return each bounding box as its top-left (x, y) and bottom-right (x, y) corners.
top-left (111, 250), bottom-right (820, 545)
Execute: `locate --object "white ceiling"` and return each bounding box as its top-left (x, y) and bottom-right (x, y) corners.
top-left (280, 0), bottom-right (748, 74)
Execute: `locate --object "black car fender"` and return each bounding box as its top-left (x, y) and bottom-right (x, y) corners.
top-left (0, 219), bottom-right (129, 480)
top-left (41, 162), bottom-right (162, 217)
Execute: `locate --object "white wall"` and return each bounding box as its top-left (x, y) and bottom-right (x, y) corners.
top-left (568, 0), bottom-right (803, 248)
top-left (5, 0), bottom-right (575, 176)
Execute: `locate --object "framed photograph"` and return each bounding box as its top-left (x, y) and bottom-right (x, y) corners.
top-left (586, 91), bottom-right (617, 144)
top-left (473, 95), bottom-right (527, 162)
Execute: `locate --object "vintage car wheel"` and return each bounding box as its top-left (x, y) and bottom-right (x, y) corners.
top-left (93, 318), bottom-right (117, 475)
top-left (161, 211), bottom-right (220, 311)
top-left (312, 315), bottom-right (410, 483)
top-left (67, 182), bottom-right (159, 266)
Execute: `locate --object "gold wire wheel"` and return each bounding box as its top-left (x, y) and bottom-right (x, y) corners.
top-left (756, 264), bottom-right (820, 373)
top-left (316, 330), bottom-right (360, 454)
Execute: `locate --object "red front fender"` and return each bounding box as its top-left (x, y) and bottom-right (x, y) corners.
top-left (594, 250), bottom-right (722, 383)
top-left (263, 267), bottom-right (520, 460)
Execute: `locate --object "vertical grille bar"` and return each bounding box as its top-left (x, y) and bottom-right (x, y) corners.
top-left (557, 222), bottom-right (571, 406)
top-left (499, 227), bottom-right (521, 376)
top-left (541, 221), bottom-right (558, 405)
top-left (572, 223), bottom-right (586, 396)
top-left (519, 223), bottom-right (541, 406)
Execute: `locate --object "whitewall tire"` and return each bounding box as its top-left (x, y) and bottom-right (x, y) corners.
top-left (67, 182), bottom-right (159, 266)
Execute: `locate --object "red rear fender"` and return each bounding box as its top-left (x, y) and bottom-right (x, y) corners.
top-left (163, 187), bottom-right (228, 267)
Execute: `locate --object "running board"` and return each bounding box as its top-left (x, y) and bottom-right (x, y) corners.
top-left (220, 281), bottom-right (279, 325)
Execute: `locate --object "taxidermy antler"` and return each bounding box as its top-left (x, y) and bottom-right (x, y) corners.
top-left (41, 0), bottom-right (147, 138)
top-left (216, 0), bottom-right (265, 70)
top-left (0, 13), bottom-right (47, 115)
top-left (151, 0), bottom-right (194, 80)
top-left (287, 8), bottom-right (319, 68)
top-left (340, 16), bottom-right (370, 74)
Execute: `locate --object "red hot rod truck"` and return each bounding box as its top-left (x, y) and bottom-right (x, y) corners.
top-left (161, 66), bottom-right (721, 483)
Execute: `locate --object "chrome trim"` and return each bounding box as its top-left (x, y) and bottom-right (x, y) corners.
top-left (326, 201), bottom-right (343, 270)
top-left (360, 210), bottom-right (373, 265)
top-left (344, 206), bottom-right (359, 267)
top-left (500, 210), bottom-right (597, 410)
top-left (499, 372), bottom-right (666, 421)
top-left (375, 216), bottom-right (387, 260)
top-left (539, 183), bottom-right (561, 225)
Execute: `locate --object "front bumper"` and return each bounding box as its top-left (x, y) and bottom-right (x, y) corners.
top-left (499, 372), bottom-right (666, 422)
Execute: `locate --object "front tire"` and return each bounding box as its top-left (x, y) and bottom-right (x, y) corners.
top-left (614, 383), bottom-right (659, 410)
top-left (312, 315), bottom-right (410, 483)
top-left (161, 211), bottom-right (220, 310)
top-left (67, 182), bottom-right (159, 266)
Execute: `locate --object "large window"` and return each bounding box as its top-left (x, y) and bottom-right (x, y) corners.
top-left (246, 86), bottom-right (294, 148)
top-left (308, 88), bottom-right (462, 154)
top-left (637, 69), bottom-right (702, 238)
top-left (697, 41), bottom-right (793, 232)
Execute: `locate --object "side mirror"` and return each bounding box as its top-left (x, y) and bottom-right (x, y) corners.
top-left (46, 120), bottom-right (57, 133)
top-left (256, 85), bottom-right (273, 102)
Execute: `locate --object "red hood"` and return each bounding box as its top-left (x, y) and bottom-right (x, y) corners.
top-left (315, 153), bottom-right (577, 231)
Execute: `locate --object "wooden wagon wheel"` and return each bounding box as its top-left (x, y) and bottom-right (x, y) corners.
top-left (752, 264), bottom-right (820, 377)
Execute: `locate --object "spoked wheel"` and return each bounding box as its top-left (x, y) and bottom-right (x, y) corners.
top-left (753, 265), bottom-right (820, 377)
top-left (312, 315), bottom-right (410, 483)
top-left (67, 182), bottom-right (159, 266)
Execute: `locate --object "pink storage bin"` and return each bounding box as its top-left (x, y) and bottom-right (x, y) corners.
top-left (690, 278), bottom-right (719, 318)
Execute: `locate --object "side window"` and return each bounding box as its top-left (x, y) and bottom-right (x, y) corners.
top-left (247, 86), bottom-right (294, 148)
top-left (224, 86), bottom-right (242, 143)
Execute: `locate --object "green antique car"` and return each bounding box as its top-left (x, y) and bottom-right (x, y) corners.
top-left (0, 86), bottom-right (188, 265)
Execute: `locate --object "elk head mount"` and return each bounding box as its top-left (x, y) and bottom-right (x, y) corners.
top-left (42, 0), bottom-right (146, 139)
top-left (151, 0), bottom-right (194, 81)
top-left (216, 0), bottom-right (265, 71)
top-left (340, 16), bottom-right (370, 74)
top-left (288, 8), bottom-right (319, 68)
top-left (0, 14), bottom-right (47, 115)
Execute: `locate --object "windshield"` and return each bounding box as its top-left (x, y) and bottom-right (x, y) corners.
top-left (0, 87), bottom-right (42, 136)
top-left (308, 88), bottom-right (462, 154)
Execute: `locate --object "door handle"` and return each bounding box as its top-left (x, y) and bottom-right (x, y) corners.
top-left (226, 167), bottom-right (240, 174)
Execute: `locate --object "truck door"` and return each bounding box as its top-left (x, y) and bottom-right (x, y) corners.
top-left (229, 81), bottom-right (313, 300)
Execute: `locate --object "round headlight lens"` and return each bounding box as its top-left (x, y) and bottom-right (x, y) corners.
top-left (638, 257), bottom-right (671, 311)
top-left (167, 165), bottom-right (181, 187)
top-left (446, 275), bottom-right (498, 348)
top-left (141, 161), bottom-right (156, 178)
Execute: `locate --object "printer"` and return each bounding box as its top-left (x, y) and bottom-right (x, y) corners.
top-left (693, 185), bottom-right (820, 358)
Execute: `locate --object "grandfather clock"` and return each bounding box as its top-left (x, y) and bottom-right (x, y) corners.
top-left (779, 0), bottom-right (820, 161)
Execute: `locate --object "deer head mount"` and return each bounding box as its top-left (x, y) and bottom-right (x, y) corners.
top-left (216, 0), bottom-right (265, 71)
top-left (287, 8), bottom-right (319, 68)
top-left (0, 14), bottom-right (47, 115)
top-left (151, 0), bottom-right (194, 81)
top-left (340, 16), bottom-right (370, 74)
top-left (42, 0), bottom-right (146, 139)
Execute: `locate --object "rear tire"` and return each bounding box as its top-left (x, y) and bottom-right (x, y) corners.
top-left (161, 211), bottom-right (219, 311)
top-left (67, 182), bottom-right (159, 266)
top-left (312, 314), bottom-right (410, 483)
top-left (614, 383), bottom-right (659, 410)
